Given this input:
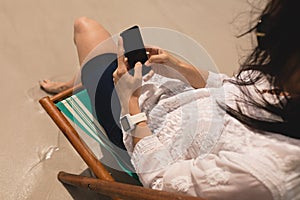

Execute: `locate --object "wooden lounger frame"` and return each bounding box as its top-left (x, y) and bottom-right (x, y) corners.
top-left (39, 85), bottom-right (205, 200)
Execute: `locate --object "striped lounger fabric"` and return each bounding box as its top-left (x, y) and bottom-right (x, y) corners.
top-left (55, 89), bottom-right (138, 180)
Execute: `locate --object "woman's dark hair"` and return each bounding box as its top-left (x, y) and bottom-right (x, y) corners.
top-left (226, 0), bottom-right (300, 139)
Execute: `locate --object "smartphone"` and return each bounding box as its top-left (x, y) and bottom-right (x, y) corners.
top-left (120, 25), bottom-right (151, 75)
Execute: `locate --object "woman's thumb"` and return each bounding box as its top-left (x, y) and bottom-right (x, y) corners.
top-left (134, 62), bottom-right (143, 78)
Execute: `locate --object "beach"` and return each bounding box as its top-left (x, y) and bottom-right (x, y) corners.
top-left (0, 0), bottom-right (251, 199)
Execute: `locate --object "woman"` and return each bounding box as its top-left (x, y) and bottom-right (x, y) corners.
top-left (113, 0), bottom-right (300, 199)
top-left (42, 0), bottom-right (300, 199)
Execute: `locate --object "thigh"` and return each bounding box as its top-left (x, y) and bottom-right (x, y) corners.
top-left (77, 18), bottom-right (124, 149)
top-left (81, 53), bottom-right (125, 149)
top-left (74, 17), bottom-right (117, 66)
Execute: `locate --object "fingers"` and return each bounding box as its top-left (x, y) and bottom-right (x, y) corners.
top-left (132, 62), bottom-right (143, 97)
top-left (145, 53), bottom-right (168, 66)
top-left (114, 37), bottom-right (128, 83)
top-left (117, 37), bottom-right (131, 67)
top-left (117, 37), bottom-right (125, 64)
top-left (134, 62), bottom-right (143, 79)
top-left (117, 37), bottom-right (128, 71)
top-left (145, 45), bottom-right (160, 56)
top-left (113, 68), bottom-right (125, 83)
top-left (143, 70), bottom-right (154, 82)
top-left (144, 46), bottom-right (167, 66)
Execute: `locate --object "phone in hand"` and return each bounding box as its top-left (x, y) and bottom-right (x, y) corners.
top-left (120, 25), bottom-right (151, 75)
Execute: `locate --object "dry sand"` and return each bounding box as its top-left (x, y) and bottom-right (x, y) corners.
top-left (0, 0), bottom-right (253, 199)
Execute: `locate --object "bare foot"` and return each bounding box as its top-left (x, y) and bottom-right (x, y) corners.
top-left (39, 79), bottom-right (72, 94)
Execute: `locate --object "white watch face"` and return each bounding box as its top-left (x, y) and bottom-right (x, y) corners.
top-left (120, 116), bottom-right (131, 132)
top-left (120, 113), bottom-right (147, 132)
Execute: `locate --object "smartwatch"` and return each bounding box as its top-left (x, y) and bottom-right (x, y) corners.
top-left (120, 112), bottom-right (147, 132)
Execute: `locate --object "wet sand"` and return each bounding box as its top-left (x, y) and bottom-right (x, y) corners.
top-left (0, 0), bottom-right (252, 199)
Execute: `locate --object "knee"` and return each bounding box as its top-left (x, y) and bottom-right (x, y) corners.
top-left (74, 16), bottom-right (107, 34)
top-left (74, 16), bottom-right (93, 33)
top-left (73, 16), bottom-right (111, 47)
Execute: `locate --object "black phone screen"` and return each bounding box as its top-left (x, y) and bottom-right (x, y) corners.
top-left (120, 25), bottom-right (150, 75)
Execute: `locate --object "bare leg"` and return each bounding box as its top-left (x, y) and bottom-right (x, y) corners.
top-left (40, 17), bottom-right (116, 94)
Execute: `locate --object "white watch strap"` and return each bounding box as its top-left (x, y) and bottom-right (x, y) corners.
top-left (130, 112), bottom-right (147, 125)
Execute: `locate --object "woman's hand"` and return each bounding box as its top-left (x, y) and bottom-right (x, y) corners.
top-left (145, 47), bottom-right (181, 68)
top-left (113, 37), bottom-right (143, 114)
top-left (144, 46), bottom-right (208, 89)
top-left (143, 47), bottom-right (183, 81)
top-left (144, 46), bottom-right (194, 84)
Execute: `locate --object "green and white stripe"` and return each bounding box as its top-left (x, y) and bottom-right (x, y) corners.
top-left (55, 89), bottom-right (135, 177)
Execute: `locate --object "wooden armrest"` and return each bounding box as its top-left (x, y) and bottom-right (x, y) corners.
top-left (58, 171), bottom-right (206, 200)
top-left (50, 84), bottom-right (83, 103)
top-left (39, 96), bottom-right (114, 182)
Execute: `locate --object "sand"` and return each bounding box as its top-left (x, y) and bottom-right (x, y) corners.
top-left (0, 0), bottom-right (253, 199)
